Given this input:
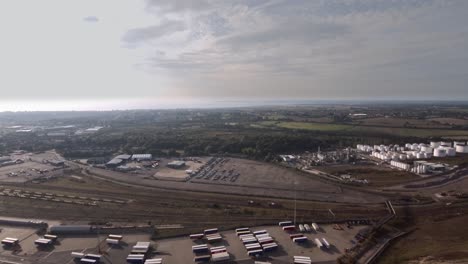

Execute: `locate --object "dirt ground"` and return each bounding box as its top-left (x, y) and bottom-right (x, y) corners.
top-left (317, 164), bottom-right (420, 187)
top-left (377, 214), bottom-right (468, 264)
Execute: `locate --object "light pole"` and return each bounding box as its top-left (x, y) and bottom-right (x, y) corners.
top-left (293, 176), bottom-right (298, 225)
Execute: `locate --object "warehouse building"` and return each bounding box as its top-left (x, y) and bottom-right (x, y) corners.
top-left (115, 154), bottom-right (132, 161)
top-left (106, 158), bottom-right (123, 168)
top-left (131, 154), bottom-right (152, 161)
top-left (167, 161), bottom-right (185, 169)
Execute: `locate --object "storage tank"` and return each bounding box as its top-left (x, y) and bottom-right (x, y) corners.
top-left (445, 147), bottom-right (456, 156)
top-left (430, 141), bottom-right (440, 148)
top-left (440, 141), bottom-right (452, 147)
top-left (456, 145), bottom-right (468, 153)
top-left (433, 148), bottom-right (447, 157)
top-left (421, 146), bottom-right (433, 154)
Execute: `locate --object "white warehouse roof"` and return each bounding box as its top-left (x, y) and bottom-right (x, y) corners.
top-left (132, 154), bottom-right (152, 160)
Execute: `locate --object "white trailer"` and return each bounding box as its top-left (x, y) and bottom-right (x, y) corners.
top-left (211, 251), bottom-right (230, 262)
top-left (80, 259), bottom-right (97, 264)
top-left (108, 234), bottom-right (123, 240)
top-left (106, 238), bottom-right (120, 245)
top-left (322, 238), bottom-right (330, 248)
top-left (204, 228), bottom-right (218, 235)
top-left (34, 238), bottom-right (52, 246)
top-left (314, 238), bottom-right (323, 248)
top-left (44, 234), bottom-right (58, 242)
top-left (145, 258), bottom-right (163, 264)
top-left (252, 230), bottom-right (267, 235)
top-left (1, 238), bottom-right (18, 246)
top-left (71, 252), bottom-right (85, 258)
top-left (303, 224), bottom-right (311, 232)
top-left (298, 224), bottom-right (305, 232)
top-left (278, 221), bottom-right (292, 226)
top-left (311, 223), bottom-right (319, 232)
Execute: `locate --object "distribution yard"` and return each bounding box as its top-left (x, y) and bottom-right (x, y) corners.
top-left (0, 222), bottom-right (368, 264)
top-left (87, 158), bottom-right (386, 203)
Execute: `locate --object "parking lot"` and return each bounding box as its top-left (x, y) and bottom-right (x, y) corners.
top-left (0, 223), bottom-right (367, 263)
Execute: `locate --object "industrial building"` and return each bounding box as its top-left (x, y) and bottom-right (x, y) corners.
top-left (131, 154), bottom-right (152, 161)
top-left (48, 160), bottom-right (65, 167)
top-left (167, 161), bottom-right (186, 169)
top-left (357, 140), bottom-right (468, 161)
top-left (106, 158), bottom-right (123, 168)
top-left (115, 154), bottom-right (132, 161)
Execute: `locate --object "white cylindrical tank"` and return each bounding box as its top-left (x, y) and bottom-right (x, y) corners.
top-left (434, 147), bottom-right (447, 157)
top-left (456, 145), bottom-right (468, 153)
top-left (445, 147), bottom-right (456, 156)
top-left (430, 141), bottom-right (440, 148)
top-left (440, 141), bottom-right (452, 147)
top-left (421, 146), bottom-right (433, 154)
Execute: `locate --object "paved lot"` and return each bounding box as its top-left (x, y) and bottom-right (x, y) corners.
top-left (0, 224), bottom-right (367, 263)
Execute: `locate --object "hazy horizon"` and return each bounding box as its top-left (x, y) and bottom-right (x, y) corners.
top-left (1, 98), bottom-right (467, 112)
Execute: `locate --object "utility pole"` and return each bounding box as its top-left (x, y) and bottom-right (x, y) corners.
top-left (96, 226), bottom-right (101, 254)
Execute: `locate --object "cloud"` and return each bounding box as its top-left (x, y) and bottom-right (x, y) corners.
top-left (83, 16), bottom-right (99, 23)
top-left (121, 0), bottom-right (468, 99)
top-left (122, 19), bottom-right (186, 44)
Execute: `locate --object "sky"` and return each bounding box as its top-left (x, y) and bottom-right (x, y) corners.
top-left (0, 0), bottom-right (467, 110)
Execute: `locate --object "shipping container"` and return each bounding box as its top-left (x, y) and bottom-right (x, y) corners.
top-left (106, 238), bottom-right (120, 245)
top-left (298, 224), bottom-right (305, 232)
top-left (293, 237), bottom-right (307, 243)
top-left (71, 252), bottom-right (85, 258)
top-left (34, 238), bottom-right (52, 246)
top-left (314, 238), bottom-right (323, 248)
top-left (322, 238), bottom-right (330, 248)
top-left (204, 228), bottom-right (218, 235)
top-left (190, 233), bottom-right (204, 240)
top-left (80, 258), bottom-right (97, 264)
top-left (108, 234), bottom-right (123, 240)
top-left (1, 238), bottom-right (18, 246)
top-left (262, 244), bottom-right (278, 252)
top-left (252, 230), bottom-right (267, 235)
top-left (44, 234), bottom-right (58, 241)
top-left (144, 258), bottom-right (162, 264)
top-left (193, 255), bottom-right (211, 262)
top-left (278, 221), bottom-right (293, 226)
top-left (211, 252), bottom-right (230, 262)
top-left (289, 233), bottom-right (303, 239)
top-left (236, 230), bottom-right (251, 236)
top-left (84, 254), bottom-right (102, 261)
top-left (311, 223), bottom-right (319, 232)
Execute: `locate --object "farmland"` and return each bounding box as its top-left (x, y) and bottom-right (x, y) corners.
top-left (253, 121), bottom-right (468, 138)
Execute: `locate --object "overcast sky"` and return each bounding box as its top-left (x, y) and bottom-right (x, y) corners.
top-left (0, 0), bottom-right (467, 110)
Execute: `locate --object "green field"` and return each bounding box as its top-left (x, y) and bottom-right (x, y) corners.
top-left (253, 121), bottom-right (468, 138)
